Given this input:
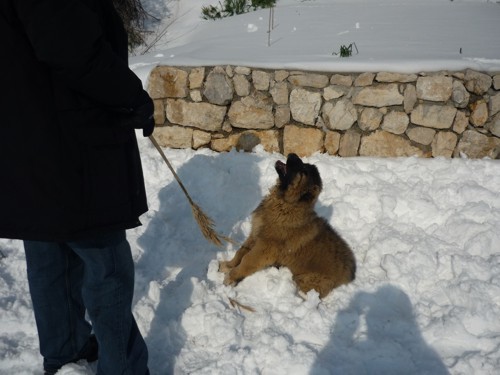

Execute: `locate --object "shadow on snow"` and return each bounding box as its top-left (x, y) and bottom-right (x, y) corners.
top-left (311, 284), bottom-right (448, 375)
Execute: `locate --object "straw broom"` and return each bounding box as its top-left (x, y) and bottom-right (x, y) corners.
top-left (149, 136), bottom-right (255, 312)
top-left (149, 135), bottom-right (233, 248)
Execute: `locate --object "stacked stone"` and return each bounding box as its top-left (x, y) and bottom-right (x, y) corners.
top-left (148, 66), bottom-right (500, 158)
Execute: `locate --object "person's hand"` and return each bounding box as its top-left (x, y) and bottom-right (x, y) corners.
top-left (116, 92), bottom-right (155, 137)
top-left (130, 99), bottom-right (155, 137)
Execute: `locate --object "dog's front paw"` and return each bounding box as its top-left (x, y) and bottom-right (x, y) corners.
top-left (218, 261), bottom-right (232, 273)
top-left (223, 272), bottom-right (237, 286)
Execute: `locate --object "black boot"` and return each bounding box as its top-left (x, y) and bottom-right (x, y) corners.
top-left (44, 335), bottom-right (98, 374)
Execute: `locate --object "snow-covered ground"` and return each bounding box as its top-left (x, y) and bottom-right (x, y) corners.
top-left (131, 0), bottom-right (500, 82)
top-left (1, 1), bottom-right (500, 374)
top-left (2, 146), bottom-right (500, 374)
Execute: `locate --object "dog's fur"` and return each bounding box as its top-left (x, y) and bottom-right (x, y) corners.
top-left (219, 153), bottom-right (356, 298)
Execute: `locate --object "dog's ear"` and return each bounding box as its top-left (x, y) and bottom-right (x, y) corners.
top-left (306, 164), bottom-right (322, 190)
top-left (276, 153), bottom-right (304, 191)
top-left (286, 153), bottom-right (303, 172)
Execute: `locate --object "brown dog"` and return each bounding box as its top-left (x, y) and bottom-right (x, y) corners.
top-left (219, 153), bottom-right (355, 298)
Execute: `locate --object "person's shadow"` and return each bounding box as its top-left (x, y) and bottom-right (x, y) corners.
top-left (311, 285), bottom-right (449, 375)
top-left (134, 150), bottom-right (264, 374)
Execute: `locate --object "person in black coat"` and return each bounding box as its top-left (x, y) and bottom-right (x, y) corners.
top-left (0, 0), bottom-right (153, 373)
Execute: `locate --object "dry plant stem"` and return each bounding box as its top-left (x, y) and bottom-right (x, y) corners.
top-left (267, 7), bottom-right (275, 47)
top-left (229, 297), bottom-right (256, 313)
top-left (149, 135), bottom-right (234, 247)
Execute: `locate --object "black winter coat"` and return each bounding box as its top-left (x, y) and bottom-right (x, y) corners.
top-left (0, 0), bottom-right (149, 241)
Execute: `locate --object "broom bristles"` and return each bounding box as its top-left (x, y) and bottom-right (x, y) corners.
top-left (191, 203), bottom-right (222, 247)
top-left (149, 135), bottom-right (236, 248)
top-left (192, 204), bottom-right (239, 247)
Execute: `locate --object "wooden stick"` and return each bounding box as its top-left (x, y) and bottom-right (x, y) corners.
top-left (149, 135), bottom-right (234, 247)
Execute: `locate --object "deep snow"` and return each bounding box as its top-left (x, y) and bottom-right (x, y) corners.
top-left (2, 147), bottom-right (500, 374)
top-left (131, 0), bottom-right (500, 82)
top-left (1, 0), bottom-right (500, 374)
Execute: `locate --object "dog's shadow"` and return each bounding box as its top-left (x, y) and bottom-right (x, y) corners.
top-left (310, 284), bottom-right (449, 375)
top-left (135, 150), bottom-right (264, 374)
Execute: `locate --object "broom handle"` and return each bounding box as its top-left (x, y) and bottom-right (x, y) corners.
top-left (148, 135), bottom-right (238, 248)
top-left (148, 135), bottom-right (196, 207)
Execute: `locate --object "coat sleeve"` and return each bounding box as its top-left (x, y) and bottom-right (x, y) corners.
top-left (13, 0), bottom-right (147, 108)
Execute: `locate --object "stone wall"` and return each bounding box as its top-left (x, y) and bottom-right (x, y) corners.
top-left (148, 66), bottom-right (500, 158)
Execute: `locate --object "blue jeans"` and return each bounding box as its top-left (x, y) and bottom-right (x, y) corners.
top-left (24, 230), bottom-right (149, 374)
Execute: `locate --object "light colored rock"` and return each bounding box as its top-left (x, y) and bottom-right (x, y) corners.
top-left (190, 90), bottom-right (202, 102)
top-left (153, 99), bottom-right (165, 125)
top-left (212, 66), bottom-right (225, 74)
top-left (155, 125), bottom-right (192, 149)
top-left (432, 131), bottom-right (457, 158)
top-left (315, 116), bottom-right (326, 129)
top-left (275, 70), bottom-right (289, 82)
top-left (452, 111), bottom-right (469, 134)
top-left (359, 108), bottom-right (383, 131)
top-left (225, 65), bottom-right (234, 77)
top-left (289, 88), bottom-right (322, 126)
top-left (228, 96), bottom-right (274, 130)
top-left (406, 127), bottom-right (436, 146)
top-left (339, 130), bottom-right (361, 157)
top-left (244, 92), bottom-right (273, 108)
top-left (464, 69), bottom-right (492, 95)
top-left (148, 66), bottom-right (189, 99)
top-left (252, 70), bottom-right (271, 91)
top-left (233, 74), bottom-right (251, 97)
top-left (203, 71), bottom-right (234, 105)
top-left (470, 100), bottom-right (488, 127)
top-left (288, 72), bottom-right (329, 88)
top-left (404, 85), bottom-right (417, 114)
top-left (359, 130), bottom-right (425, 157)
top-left (489, 92), bottom-right (500, 117)
top-left (283, 125), bottom-right (324, 157)
top-left (166, 99), bottom-right (226, 131)
top-left (270, 81), bottom-right (289, 105)
top-left (330, 74), bottom-right (352, 87)
top-left (222, 120), bottom-right (232, 133)
top-left (250, 130), bottom-right (280, 153)
top-left (189, 67), bottom-right (205, 89)
top-left (493, 75), bottom-right (500, 90)
top-left (452, 80), bottom-right (470, 108)
top-left (322, 99), bottom-right (358, 131)
top-left (381, 111), bottom-right (409, 135)
top-left (486, 113), bottom-right (500, 137)
top-left (227, 107), bottom-right (273, 130)
top-left (211, 135), bottom-right (237, 152)
top-left (234, 66), bottom-right (251, 75)
top-left (193, 130), bottom-right (211, 149)
top-left (354, 72), bottom-right (375, 87)
top-left (455, 130), bottom-right (500, 158)
top-left (323, 85), bottom-right (347, 100)
top-left (376, 72), bottom-right (417, 83)
top-left (416, 76), bottom-right (452, 102)
top-left (324, 131), bottom-right (341, 155)
top-left (275, 106), bottom-right (290, 128)
top-left (411, 104), bottom-right (457, 129)
top-left (352, 84), bottom-right (403, 107)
